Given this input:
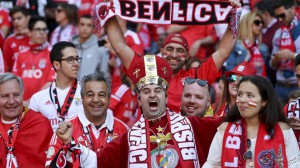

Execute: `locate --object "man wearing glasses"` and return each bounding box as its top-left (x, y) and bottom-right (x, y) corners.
top-left (181, 78), bottom-right (214, 118)
top-left (13, 17), bottom-right (55, 106)
top-left (29, 41), bottom-right (82, 132)
top-left (270, 0), bottom-right (300, 104)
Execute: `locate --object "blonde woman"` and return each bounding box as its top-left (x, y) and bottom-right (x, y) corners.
top-left (225, 12), bottom-right (269, 77)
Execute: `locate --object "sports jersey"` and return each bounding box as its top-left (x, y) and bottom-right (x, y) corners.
top-left (109, 84), bottom-right (138, 125)
top-left (45, 109), bottom-right (128, 167)
top-left (12, 46), bottom-right (55, 100)
top-left (3, 34), bottom-right (30, 71)
top-left (284, 97), bottom-right (300, 148)
top-left (29, 81), bottom-right (82, 132)
top-left (0, 109), bottom-right (53, 168)
top-left (0, 8), bottom-right (11, 30)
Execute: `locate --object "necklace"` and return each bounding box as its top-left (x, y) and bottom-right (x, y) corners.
top-left (149, 123), bottom-right (171, 154)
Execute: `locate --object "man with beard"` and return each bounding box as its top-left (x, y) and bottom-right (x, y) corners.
top-left (98, 0), bottom-right (241, 112)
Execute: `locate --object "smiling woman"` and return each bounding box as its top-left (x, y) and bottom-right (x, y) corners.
top-left (203, 76), bottom-right (300, 168)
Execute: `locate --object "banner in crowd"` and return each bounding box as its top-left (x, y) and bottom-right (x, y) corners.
top-left (92, 0), bottom-right (242, 36)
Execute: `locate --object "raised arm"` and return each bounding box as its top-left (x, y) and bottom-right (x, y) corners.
top-left (104, 16), bottom-right (135, 69)
top-left (212, 28), bottom-right (237, 70)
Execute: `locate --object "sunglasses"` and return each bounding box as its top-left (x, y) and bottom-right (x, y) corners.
top-left (228, 74), bottom-right (243, 83)
top-left (56, 8), bottom-right (63, 13)
top-left (243, 139), bottom-right (253, 160)
top-left (253, 20), bottom-right (263, 26)
top-left (184, 78), bottom-right (208, 87)
top-left (276, 13), bottom-right (286, 19)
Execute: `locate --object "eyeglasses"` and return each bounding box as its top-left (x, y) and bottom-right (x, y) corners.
top-left (253, 20), bottom-right (263, 26)
top-left (32, 28), bottom-right (48, 33)
top-left (296, 74), bottom-right (300, 79)
top-left (184, 78), bottom-right (208, 87)
top-left (243, 139), bottom-right (253, 160)
top-left (276, 13), bottom-right (286, 19)
top-left (56, 56), bottom-right (82, 64)
top-left (228, 74), bottom-right (243, 83)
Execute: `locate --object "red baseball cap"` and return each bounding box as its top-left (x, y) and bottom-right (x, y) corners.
top-left (224, 62), bottom-right (257, 77)
top-left (127, 55), bottom-right (173, 91)
top-left (162, 33), bottom-right (189, 51)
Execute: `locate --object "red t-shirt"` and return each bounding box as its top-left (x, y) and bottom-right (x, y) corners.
top-left (3, 34), bottom-right (30, 71)
top-left (0, 109), bottom-right (53, 168)
top-left (109, 84), bottom-right (138, 125)
top-left (12, 47), bottom-right (55, 100)
top-left (0, 8), bottom-right (11, 30)
top-left (167, 57), bottom-right (221, 112)
top-left (284, 98), bottom-right (300, 148)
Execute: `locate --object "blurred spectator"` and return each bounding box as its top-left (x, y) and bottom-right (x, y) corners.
top-left (0, 7), bottom-right (11, 37)
top-left (50, 3), bottom-right (78, 46)
top-left (289, 90), bottom-right (300, 101)
top-left (167, 25), bottom-right (217, 59)
top-left (0, 0), bottom-right (16, 10)
top-left (271, 0), bottom-right (300, 104)
top-left (3, 6), bottom-right (30, 72)
top-left (12, 17), bottom-right (55, 104)
top-left (226, 12), bottom-right (269, 77)
top-left (72, 14), bottom-right (110, 81)
top-left (0, 49), bottom-right (4, 74)
top-left (109, 74), bottom-right (138, 127)
top-left (16, 0), bottom-right (47, 16)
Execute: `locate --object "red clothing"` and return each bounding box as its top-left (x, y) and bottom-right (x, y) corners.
top-left (0, 8), bottom-right (11, 31)
top-left (3, 34), bottom-right (30, 71)
top-left (97, 114), bottom-right (223, 167)
top-left (0, 31), bottom-right (4, 50)
top-left (46, 109), bottom-right (128, 166)
top-left (13, 47), bottom-right (55, 100)
top-left (0, 109), bottom-right (53, 167)
top-left (167, 57), bottom-right (221, 112)
top-left (284, 98), bottom-right (300, 147)
top-left (109, 84), bottom-right (138, 125)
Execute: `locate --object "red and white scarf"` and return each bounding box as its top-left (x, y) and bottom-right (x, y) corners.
top-left (0, 107), bottom-right (28, 168)
top-left (92, 0), bottom-right (242, 37)
top-left (221, 119), bottom-right (288, 168)
top-left (243, 40), bottom-right (267, 77)
top-left (278, 26), bottom-right (296, 71)
top-left (128, 110), bottom-right (200, 167)
top-left (29, 41), bottom-right (50, 51)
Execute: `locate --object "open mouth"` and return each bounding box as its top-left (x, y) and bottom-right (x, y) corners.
top-left (186, 105), bottom-right (197, 113)
top-left (149, 101), bottom-right (158, 111)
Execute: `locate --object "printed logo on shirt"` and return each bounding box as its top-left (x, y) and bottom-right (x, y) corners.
top-left (22, 69), bottom-right (43, 79)
top-left (74, 97), bottom-right (82, 106)
top-left (39, 59), bottom-right (47, 69)
top-left (44, 100), bottom-right (52, 105)
top-left (46, 146), bottom-right (55, 158)
top-left (11, 42), bottom-right (16, 48)
top-left (77, 136), bottom-right (84, 142)
top-left (21, 63), bottom-right (26, 68)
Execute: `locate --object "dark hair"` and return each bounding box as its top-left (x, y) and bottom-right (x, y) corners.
top-left (58, 3), bottom-right (78, 25)
top-left (50, 41), bottom-right (76, 70)
top-left (28, 16), bottom-right (47, 31)
top-left (215, 76), bottom-right (231, 114)
top-left (273, 0), bottom-right (296, 9)
top-left (225, 76), bottom-right (288, 138)
top-left (289, 90), bottom-right (300, 100)
top-left (295, 54), bottom-right (300, 67)
top-left (80, 72), bottom-right (111, 97)
top-left (9, 6), bottom-right (30, 17)
top-left (80, 14), bottom-right (92, 20)
top-left (255, 0), bottom-right (275, 16)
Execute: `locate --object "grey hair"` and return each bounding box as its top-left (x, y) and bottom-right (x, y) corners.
top-left (80, 72), bottom-right (111, 97)
top-left (0, 73), bottom-right (24, 93)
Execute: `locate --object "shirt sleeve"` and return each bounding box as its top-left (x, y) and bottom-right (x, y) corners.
top-left (202, 128), bottom-right (224, 168)
top-left (284, 128), bottom-right (300, 167)
top-left (79, 144), bottom-right (97, 168)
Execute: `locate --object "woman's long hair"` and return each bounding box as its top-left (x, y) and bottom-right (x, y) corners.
top-left (238, 12), bottom-right (263, 42)
top-left (225, 76), bottom-right (288, 138)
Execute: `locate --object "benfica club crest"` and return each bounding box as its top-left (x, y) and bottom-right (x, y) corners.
top-left (151, 146), bottom-right (179, 168)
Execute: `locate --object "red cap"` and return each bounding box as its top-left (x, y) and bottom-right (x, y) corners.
top-left (127, 55), bottom-right (173, 91)
top-left (224, 62), bottom-right (257, 77)
top-left (162, 33), bottom-right (189, 51)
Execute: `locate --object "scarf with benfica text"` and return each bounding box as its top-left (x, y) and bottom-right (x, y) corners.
top-left (128, 110), bottom-right (200, 167)
top-left (92, 0), bottom-right (242, 38)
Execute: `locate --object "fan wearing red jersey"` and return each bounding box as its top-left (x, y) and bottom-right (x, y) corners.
top-left (46, 73), bottom-right (128, 167)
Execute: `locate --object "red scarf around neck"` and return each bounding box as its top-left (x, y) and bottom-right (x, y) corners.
top-left (221, 119), bottom-right (288, 168)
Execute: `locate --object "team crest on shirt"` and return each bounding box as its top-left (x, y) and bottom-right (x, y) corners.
top-left (39, 59), bottom-right (47, 69)
top-left (46, 146), bottom-right (55, 158)
top-left (21, 63), bottom-right (26, 68)
top-left (74, 97), bottom-right (82, 106)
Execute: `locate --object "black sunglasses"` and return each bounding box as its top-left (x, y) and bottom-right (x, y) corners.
top-left (184, 78), bottom-right (208, 87)
top-left (243, 139), bottom-right (253, 160)
top-left (276, 13), bottom-right (286, 19)
top-left (228, 74), bottom-right (243, 83)
top-left (253, 20), bottom-right (263, 26)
